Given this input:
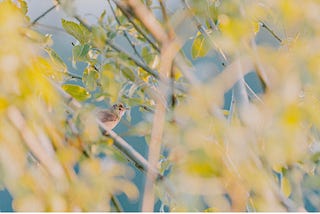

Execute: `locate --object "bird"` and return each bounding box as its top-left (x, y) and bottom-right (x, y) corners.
top-left (96, 103), bottom-right (129, 131)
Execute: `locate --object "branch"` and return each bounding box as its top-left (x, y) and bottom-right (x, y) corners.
top-left (259, 21), bottom-right (282, 43)
top-left (123, 0), bottom-right (169, 46)
top-left (107, 0), bottom-right (145, 63)
top-left (182, 0), bottom-right (228, 65)
top-left (111, 195), bottom-right (123, 212)
top-left (233, 57), bottom-right (250, 117)
top-left (117, 1), bottom-right (180, 211)
top-left (49, 79), bottom-right (161, 179)
top-left (7, 106), bottom-right (68, 185)
top-left (106, 39), bottom-right (160, 79)
top-left (30, 3), bottom-right (58, 26)
top-left (112, 0), bottom-right (160, 52)
top-left (74, 15), bottom-right (160, 79)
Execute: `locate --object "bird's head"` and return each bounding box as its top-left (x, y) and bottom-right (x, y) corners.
top-left (111, 103), bottom-right (129, 117)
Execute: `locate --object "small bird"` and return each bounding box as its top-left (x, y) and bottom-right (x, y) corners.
top-left (96, 103), bottom-right (129, 130)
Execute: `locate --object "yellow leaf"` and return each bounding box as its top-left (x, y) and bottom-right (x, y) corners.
top-left (281, 177), bottom-right (292, 197)
top-left (191, 32), bottom-right (211, 59)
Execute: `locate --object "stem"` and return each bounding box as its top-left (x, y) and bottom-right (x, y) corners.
top-left (259, 21), bottom-right (282, 43)
top-left (108, 0), bottom-right (145, 63)
top-left (73, 15), bottom-right (160, 79)
top-left (111, 195), bottom-right (123, 212)
top-left (112, 0), bottom-right (160, 52)
top-left (7, 106), bottom-right (68, 185)
top-left (182, 0), bottom-right (228, 65)
top-left (30, 4), bottom-right (58, 26)
top-left (49, 79), bottom-right (161, 179)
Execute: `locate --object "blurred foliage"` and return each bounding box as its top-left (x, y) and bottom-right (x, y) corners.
top-left (0, 0), bottom-right (137, 211)
top-left (1, 0), bottom-right (320, 212)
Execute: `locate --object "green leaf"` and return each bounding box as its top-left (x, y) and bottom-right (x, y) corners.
top-left (191, 32), bottom-right (211, 59)
top-left (62, 84), bottom-right (91, 101)
top-left (45, 47), bottom-right (67, 73)
top-left (82, 67), bottom-right (99, 91)
top-left (98, 10), bottom-right (106, 25)
top-left (121, 67), bottom-right (136, 82)
top-left (18, 0), bottom-right (28, 15)
top-left (72, 44), bottom-right (90, 65)
top-left (92, 26), bottom-right (107, 49)
top-left (281, 177), bottom-right (292, 197)
top-left (61, 19), bottom-right (90, 44)
top-left (141, 46), bottom-right (155, 66)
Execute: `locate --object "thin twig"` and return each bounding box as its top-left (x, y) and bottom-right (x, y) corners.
top-left (182, 0), bottom-right (228, 65)
top-left (49, 79), bottom-right (161, 179)
top-left (30, 4), bottom-right (58, 26)
top-left (106, 40), bottom-right (160, 79)
top-left (113, 0), bottom-right (160, 52)
top-left (108, 0), bottom-right (145, 63)
top-left (123, 0), bottom-right (169, 45)
top-left (73, 15), bottom-right (160, 79)
top-left (259, 21), bottom-right (282, 43)
top-left (159, 0), bottom-right (176, 109)
top-left (111, 195), bottom-right (123, 212)
top-left (119, 1), bottom-right (178, 211)
top-left (7, 106), bottom-right (68, 185)
top-left (242, 80), bottom-right (264, 104)
top-left (233, 58), bottom-right (250, 114)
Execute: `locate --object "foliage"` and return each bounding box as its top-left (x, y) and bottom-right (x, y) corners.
top-left (1, 0), bottom-right (320, 212)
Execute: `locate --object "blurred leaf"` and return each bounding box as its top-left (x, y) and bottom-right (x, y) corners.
top-left (281, 177), bottom-right (292, 198)
top-left (121, 67), bottom-right (136, 82)
top-left (185, 149), bottom-right (221, 177)
top-left (62, 84), bottom-right (91, 101)
top-left (100, 64), bottom-right (121, 103)
top-left (125, 121), bottom-right (152, 136)
top-left (61, 19), bottom-right (90, 44)
top-left (18, 0), bottom-right (28, 15)
top-left (45, 47), bottom-right (67, 73)
top-left (92, 26), bottom-right (107, 49)
top-left (20, 28), bottom-right (53, 45)
top-left (141, 46), bottom-right (156, 66)
top-left (72, 44), bottom-right (90, 65)
top-left (98, 10), bottom-right (106, 25)
top-left (82, 66), bottom-right (99, 91)
top-left (191, 32), bottom-right (211, 59)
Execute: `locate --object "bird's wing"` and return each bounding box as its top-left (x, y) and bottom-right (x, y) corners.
top-left (97, 110), bottom-right (118, 122)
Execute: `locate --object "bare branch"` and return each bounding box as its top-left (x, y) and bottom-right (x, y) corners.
top-left (182, 0), bottom-right (228, 65)
top-left (117, 1), bottom-right (181, 211)
top-left (7, 106), bottom-right (68, 186)
top-left (113, 0), bottom-right (160, 52)
top-left (30, 3), bottom-right (58, 26)
top-left (49, 79), bottom-right (161, 179)
top-left (121, 0), bottom-right (169, 45)
top-left (259, 21), bottom-right (282, 43)
top-left (107, 0), bottom-right (144, 63)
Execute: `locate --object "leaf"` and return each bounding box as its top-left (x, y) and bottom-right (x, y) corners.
top-left (62, 84), bottom-right (91, 101)
top-left (21, 28), bottom-right (53, 45)
top-left (121, 67), bottom-right (136, 82)
top-left (92, 26), bottom-right (107, 49)
top-left (125, 121), bottom-right (152, 136)
top-left (45, 47), bottom-right (67, 73)
top-left (281, 177), bottom-right (292, 197)
top-left (72, 44), bottom-right (90, 65)
top-left (98, 10), bottom-right (106, 25)
top-left (61, 19), bottom-right (90, 44)
top-left (82, 67), bottom-right (99, 91)
top-left (191, 32), bottom-right (211, 59)
top-left (18, 0), bottom-right (28, 15)
top-left (141, 46), bottom-right (155, 66)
